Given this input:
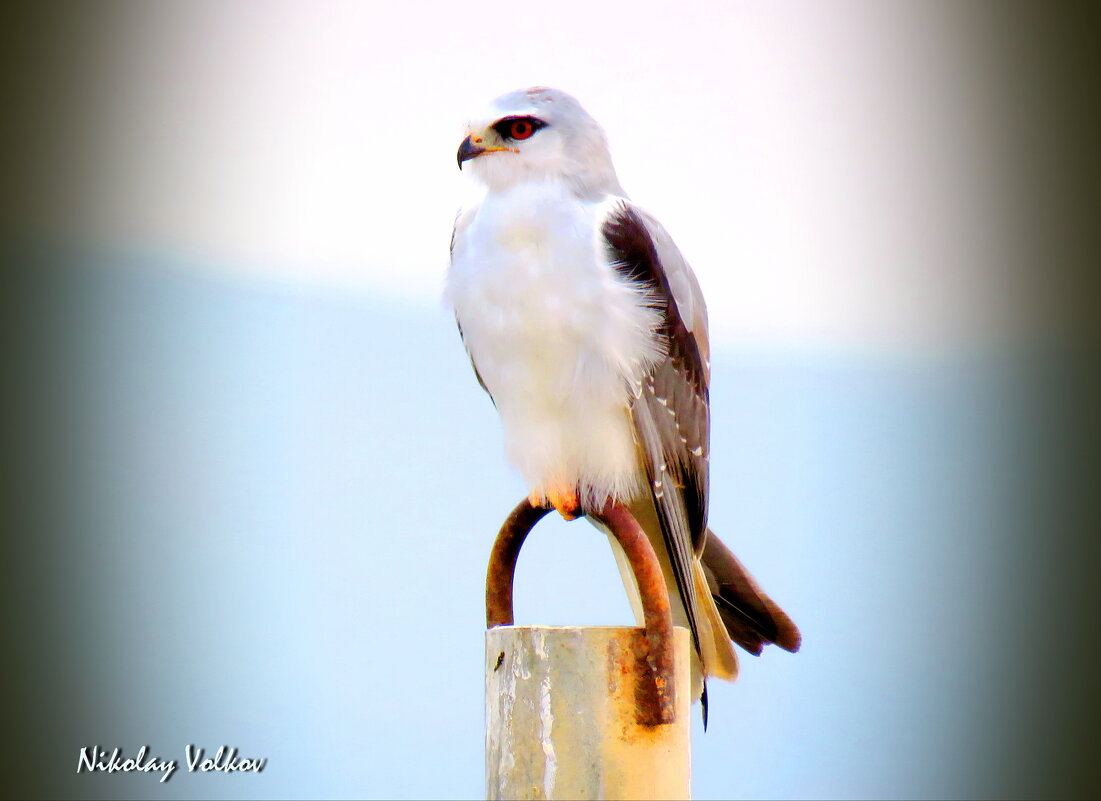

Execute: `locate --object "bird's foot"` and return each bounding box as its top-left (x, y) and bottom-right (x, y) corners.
top-left (529, 484), bottom-right (581, 521)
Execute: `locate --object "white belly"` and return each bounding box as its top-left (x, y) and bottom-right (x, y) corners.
top-left (447, 183), bottom-right (662, 506)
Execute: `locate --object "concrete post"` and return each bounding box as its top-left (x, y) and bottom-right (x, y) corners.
top-left (485, 625), bottom-right (691, 800)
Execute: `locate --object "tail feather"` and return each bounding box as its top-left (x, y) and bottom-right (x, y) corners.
top-left (693, 559), bottom-right (740, 680)
top-left (702, 529), bottom-right (801, 655)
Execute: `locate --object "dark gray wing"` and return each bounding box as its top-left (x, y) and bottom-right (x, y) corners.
top-left (602, 201), bottom-right (711, 660)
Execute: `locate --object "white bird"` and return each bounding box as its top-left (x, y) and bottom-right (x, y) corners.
top-left (447, 87), bottom-right (799, 714)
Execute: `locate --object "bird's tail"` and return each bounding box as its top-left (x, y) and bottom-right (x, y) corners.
top-left (694, 559), bottom-right (740, 681)
top-left (701, 529), bottom-right (802, 656)
top-left (600, 505), bottom-right (799, 697)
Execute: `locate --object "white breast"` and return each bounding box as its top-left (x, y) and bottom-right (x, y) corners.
top-left (447, 182), bottom-right (663, 506)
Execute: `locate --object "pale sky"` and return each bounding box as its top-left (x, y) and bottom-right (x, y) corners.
top-left (78, 1), bottom-right (1017, 353)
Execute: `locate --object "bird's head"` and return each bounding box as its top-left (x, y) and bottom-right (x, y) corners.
top-left (457, 87), bottom-right (624, 198)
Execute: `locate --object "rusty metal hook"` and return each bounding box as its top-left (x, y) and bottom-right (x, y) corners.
top-left (485, 496), bottom-right (677, 726)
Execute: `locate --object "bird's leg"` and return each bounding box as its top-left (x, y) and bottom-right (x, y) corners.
top-left (529, 480), bottom-right (581, 521)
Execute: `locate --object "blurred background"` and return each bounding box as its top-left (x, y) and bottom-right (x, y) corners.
top-left (2, 1), bottom-right (1098, 798)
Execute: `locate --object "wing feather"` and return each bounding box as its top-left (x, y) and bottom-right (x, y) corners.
top-left (601, 201), bottom-right (711, 663)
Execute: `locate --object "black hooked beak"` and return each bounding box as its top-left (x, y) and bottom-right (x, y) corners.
top-left (457, 135), bottom-right (517, 169)
top-left (457, 135), bottom-right (485, 169)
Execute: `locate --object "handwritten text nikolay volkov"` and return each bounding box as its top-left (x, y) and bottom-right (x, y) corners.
top-left (77, 745), bottom-right (266, 783)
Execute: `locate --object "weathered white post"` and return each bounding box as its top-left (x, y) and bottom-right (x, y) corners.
top-left (484, 500), bottom-right (692, 801)
top-left (485, 625), bottom-right (691, 800)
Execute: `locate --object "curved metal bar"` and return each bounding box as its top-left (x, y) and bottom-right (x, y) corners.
top-left (486, 497), bottom-right (552, 628)
top-left (485, 496), bottom-right (676, 726)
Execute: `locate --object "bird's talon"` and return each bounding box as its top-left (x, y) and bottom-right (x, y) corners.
top-left (529, 485), bottom-right (581, 520)
top-left (556, 504), bottom-right (580, 521)
top-left (550, 488), bottom-right (580, 520)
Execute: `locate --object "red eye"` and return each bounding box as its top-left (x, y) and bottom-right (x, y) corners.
top-left (510, 119), bottom-right (534, 140)
top-left (491, 116), bottom-right (544, 142)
